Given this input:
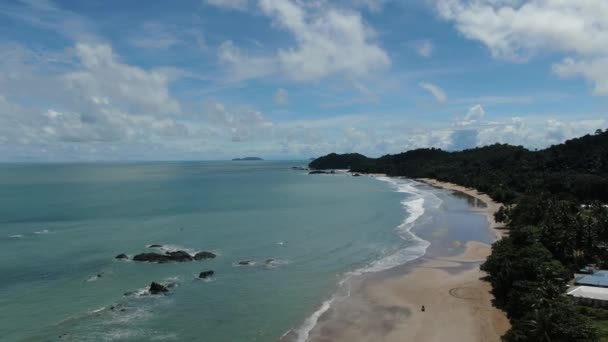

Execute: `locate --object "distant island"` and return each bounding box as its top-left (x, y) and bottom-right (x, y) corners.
top-left (232, 157), bottom-right (263, 161)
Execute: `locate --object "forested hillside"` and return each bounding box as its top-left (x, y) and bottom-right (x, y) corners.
top-left (310, 130), bottom-right (608, 203)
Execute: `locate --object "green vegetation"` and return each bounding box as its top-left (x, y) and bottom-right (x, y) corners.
top-left (308, 153), bottom-right (371, 170)
top-left (483, 197), bottom-right (606, 341)
top-left (310, 130), bottom-right (608, 203)
top-left (578, 306), bottom-right (608, 341)
top-left (310, 130), bottom-right (608, 341)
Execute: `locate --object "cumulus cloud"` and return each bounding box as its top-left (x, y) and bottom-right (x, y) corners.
top-left (218, 0), bottom-right (390, 82)
top-left (435, 0), bottom-right (608, 95)
top-left (274, 88), bottom-right (289, 105)
top-left (463, 104), bottom-right (485, 122)
top-left (65, 43), bottom-right (181, 115)
top-left (419, 82), bottom-right (447, 103)
top-left (553, 57), bottom-right (608, 96)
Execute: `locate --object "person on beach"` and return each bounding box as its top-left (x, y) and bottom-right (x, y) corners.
top-left (421, 305), bottom-right (425, 312)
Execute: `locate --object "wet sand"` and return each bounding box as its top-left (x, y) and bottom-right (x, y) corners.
top-left (307, 178), bottom-right (510, 342)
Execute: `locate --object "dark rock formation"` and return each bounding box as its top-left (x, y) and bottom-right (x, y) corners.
top-left (194, 251), bottom-right (217, 260)
top-left (199, 270), bottom-right (215, 279)
top-left (115, 253), bottom-right (129, 260)
top-left (149, 282), bottom-right (168, 295)
top-left (166, 251), bottom-right (193, 262)
top-left (148, 244), bottom-right (163, 248)
top-left (238, 260), bottom-right (254, 266)
top-left (133, 253), bottom-right (171, 263)
top-left (133, 250), bottom-right (195, 263)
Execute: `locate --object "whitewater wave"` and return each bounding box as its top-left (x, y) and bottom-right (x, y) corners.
top-left (146, 244), bottom-right (197, 255)
top-left (353, 177), bottom-right (436, 274)
top-left (289, 177), bottom-right (442, 342)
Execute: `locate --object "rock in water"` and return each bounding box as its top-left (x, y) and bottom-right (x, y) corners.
top-left (133, 253), bottom-right (170, 263)
top-left (238, 260), bottom-right (254, 266)
top-left (133, 251), bottom-right (194, 263)
top-left (115, 253), bottom-right (129, 260)
top-left (148, 244), bottom-right (163, 248)
top-left (166, 251), bottom-right (193, 262)
top-left (194, 251), bottom-right (217, 260)
top-left (149, 282), bottom-right (168, 295)
top-left (199, 270), bottom-right (215, 279)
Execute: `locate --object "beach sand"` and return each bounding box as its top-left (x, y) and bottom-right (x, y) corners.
top-left (307, 178), bottom-right (510, 342)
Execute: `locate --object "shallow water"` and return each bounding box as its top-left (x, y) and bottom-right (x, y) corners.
top-left (0, 161), bottom-right (422, 341)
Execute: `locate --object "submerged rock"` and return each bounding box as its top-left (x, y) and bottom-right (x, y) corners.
top-left (149, 282), bottom-right (168, 295)
top-left (148, 244), bottom-right (163, 248)
top-left (115, 253), bottom-right (129, 260)
top-left (194, 251), bottom-right (217, 260)
top-left (199, 270), bottom-right (215, 279)
top-left (238, 260), bottom-right (255, 266)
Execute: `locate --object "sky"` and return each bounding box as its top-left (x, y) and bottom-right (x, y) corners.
top-left (0, 0), bottom-right (607, 161)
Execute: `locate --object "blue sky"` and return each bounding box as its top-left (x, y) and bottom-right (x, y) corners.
top-left (0, 0), bottom-right (607, 161)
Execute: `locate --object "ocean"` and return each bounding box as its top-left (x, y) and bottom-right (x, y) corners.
top-left (0, 161), bottom-right (478, 341)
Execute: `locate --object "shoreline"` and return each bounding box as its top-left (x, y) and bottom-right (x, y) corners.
top-left (416, 178), bottom-right (507, 240)
top-left (305, 177), bottom-right (510, 341)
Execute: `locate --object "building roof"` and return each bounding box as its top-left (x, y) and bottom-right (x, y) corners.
top-left (568, 286), bottom-right (608, 301)
top-left (575, 270), bottom-right (608, 287)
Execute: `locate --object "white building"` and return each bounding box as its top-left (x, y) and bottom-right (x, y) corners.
top-left (567, 286), bottom-right (608, 307)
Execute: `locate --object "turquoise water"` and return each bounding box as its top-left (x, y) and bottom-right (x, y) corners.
top-left (0, 161), bottom-right (416, 341)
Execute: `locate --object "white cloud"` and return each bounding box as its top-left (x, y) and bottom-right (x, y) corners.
top-left (202, 101), bottom-right (273, 142)
top-left (419, 82), bottom-right (447, 103)
top-left (553, 57), bottom-right (608, 95)
top-left (415, 40), bottom-right (434, 58)
top-left (436, 0), bottom-right (608, 95)
top-left (218, 0), bottom-right (390, 82)
top-left (65, 43), bottom-right (181, 115)
top-left (274, 88), bottom-right (289, 105)
top-left (457, 104), bottom-right (485, 126)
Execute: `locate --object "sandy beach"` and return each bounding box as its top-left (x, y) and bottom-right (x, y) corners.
top-left (307, 178), bottom-right (510, 342)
